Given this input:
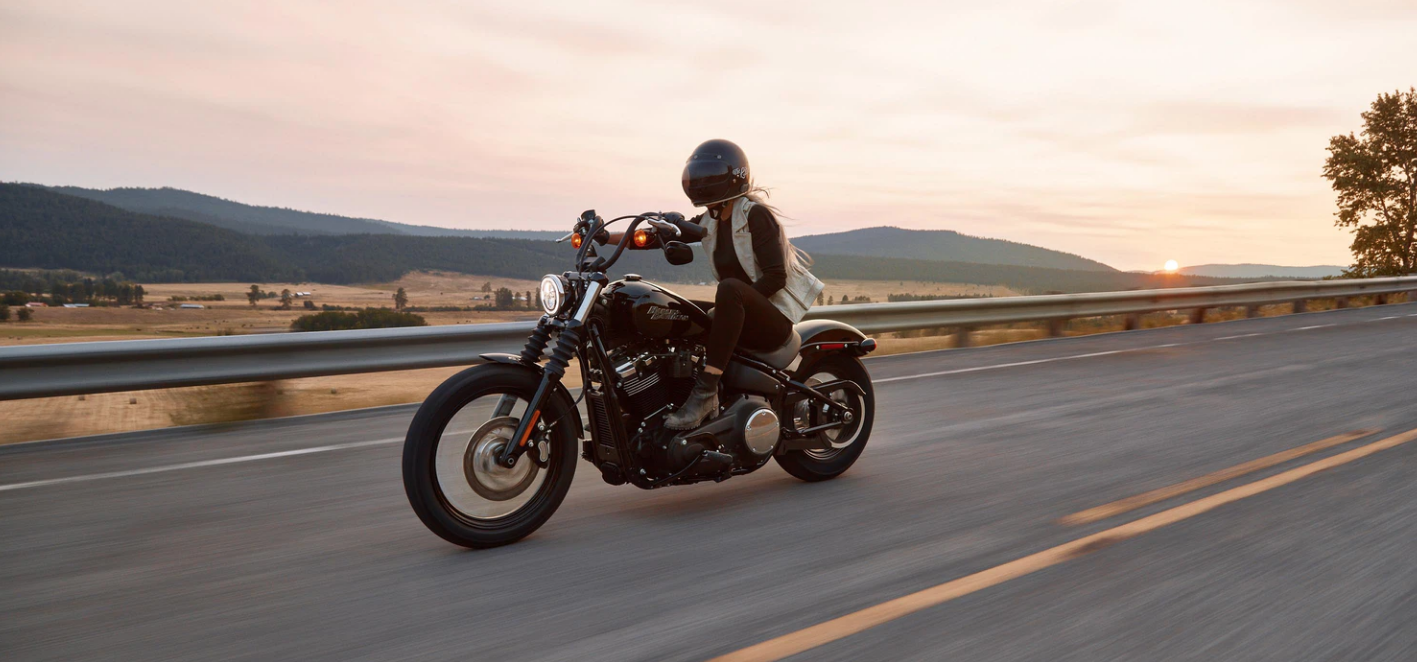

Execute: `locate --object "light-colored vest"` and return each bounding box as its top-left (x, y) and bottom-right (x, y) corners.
top-left (700, 197), bottom-right (825, 323)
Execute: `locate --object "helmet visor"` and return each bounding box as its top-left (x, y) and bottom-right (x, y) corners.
top-left (682, 158), bottom-right (736, 205)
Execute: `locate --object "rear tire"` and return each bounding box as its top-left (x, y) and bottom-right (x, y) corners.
top-left (775, 354), bottom-right (874, 482)
top-left (402, 364), bottom-right (578, 548)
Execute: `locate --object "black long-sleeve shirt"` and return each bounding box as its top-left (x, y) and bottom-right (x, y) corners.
top-left (708, 205), bottom-right (787, 299)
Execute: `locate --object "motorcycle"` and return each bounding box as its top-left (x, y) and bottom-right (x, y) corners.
top-left (402, 209), bottom-right (877, 548)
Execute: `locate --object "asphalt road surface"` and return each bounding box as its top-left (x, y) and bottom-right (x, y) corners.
top-left (5, 303), bottom-right (1417, 661)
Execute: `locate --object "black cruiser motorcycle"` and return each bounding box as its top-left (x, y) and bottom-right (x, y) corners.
top-left (402, 210), bottom-right (876, 548)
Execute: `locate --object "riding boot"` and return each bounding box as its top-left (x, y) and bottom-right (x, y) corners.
top-left (665, 366), bottom-right (722, 430)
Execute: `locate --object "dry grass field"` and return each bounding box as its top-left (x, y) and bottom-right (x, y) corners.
top-left (3, 270), bottom-right (1398, 445)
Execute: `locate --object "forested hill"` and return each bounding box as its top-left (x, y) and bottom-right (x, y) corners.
top-left (0, 184), bottom-right (299, 282)
top-left (793, 226), bottom-right (1116, 272)
top-left (0, 184), bottom-right (689, 283)
top-left (38, 184), bottom-right (563, 240)
top-left (1, 183), bottom-right (1255, 292)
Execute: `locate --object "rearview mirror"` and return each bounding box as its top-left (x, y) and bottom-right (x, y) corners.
top-left (663, 241), bottom-right (694, 266)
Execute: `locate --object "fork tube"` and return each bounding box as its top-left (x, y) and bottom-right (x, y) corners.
top-left (497, 282), bottom-right (602, 467)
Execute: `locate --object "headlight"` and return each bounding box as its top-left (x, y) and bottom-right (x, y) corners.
top-left (539, 275), bottom-right (568, 316)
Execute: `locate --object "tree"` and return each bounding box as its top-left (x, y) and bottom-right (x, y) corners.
top-left (0, 304), bottom-right (9, 322)
top-left (532, 287), bottom-right (542, 311)
top-left (816, 291), bottom-right (825, 305)
top-left (279, 289), bottom-right (293, 309)
top-left (524, 290), bottom-right (533, 310)
top-left (394, 287), bottom-right (409, 310)
top-left (248, 285), bottom-right (261, 307)
top-left (1323, 88), bottom-right (1417, 276)
top-left (17, 307), bottom-right (33, 322)
top-left (494, 287), bottom-right (514, 308)
top-left (303, 299), bottom-right (316, 310)
top-left (481, 281), bottom-right (493, 293)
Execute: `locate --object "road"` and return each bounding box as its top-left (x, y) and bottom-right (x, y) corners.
top-left (4, 303), bottom-right (1417, 661)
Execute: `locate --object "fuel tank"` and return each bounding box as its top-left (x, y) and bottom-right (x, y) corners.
top-left (600, 277), bottom-right (710, 339)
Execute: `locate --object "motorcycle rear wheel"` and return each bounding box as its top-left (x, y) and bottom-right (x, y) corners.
top-left (402, 363), bottom-right (578, 548)
top-left (775, 354), bottom-right (874, 482)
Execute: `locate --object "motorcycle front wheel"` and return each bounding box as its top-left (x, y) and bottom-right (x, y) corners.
top-left (402, 363), bottom-right (578, 548)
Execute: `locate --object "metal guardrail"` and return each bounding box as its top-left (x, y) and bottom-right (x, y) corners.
top-left (805, 276), bottom-right (1417, 334)
top-left (0, 321), bottom-right (535, 401)
top-left (2, 276), bottom-right (1414, 401)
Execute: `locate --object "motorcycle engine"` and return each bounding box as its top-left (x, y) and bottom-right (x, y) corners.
top-left (609, 340), bottom-right (698, 421)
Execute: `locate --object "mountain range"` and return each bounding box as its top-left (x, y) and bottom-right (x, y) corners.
top-left (1, 182), bottom-right (1301, 293)
top-left (1177, 264), bottom-right (1345, 279)
top-left (792, 226), bottom-right (1115, 272)
top-left (32, 185), bottom-right (1117, 270)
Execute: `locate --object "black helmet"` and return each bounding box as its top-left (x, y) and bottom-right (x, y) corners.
top-left (682, 139), bottom-right (750, 207)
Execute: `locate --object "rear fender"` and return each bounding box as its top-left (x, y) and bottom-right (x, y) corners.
top-left (793, 320), bottom-right (877, 358)
top-left (478, 353), bottom-right (585, 440)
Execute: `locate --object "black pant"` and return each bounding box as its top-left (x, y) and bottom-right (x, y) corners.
top-left (701, 279), bottom-right (793, 371)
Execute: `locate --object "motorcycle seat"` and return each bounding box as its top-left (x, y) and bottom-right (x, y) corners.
top-left (741, 329), bottom-right (801, 370)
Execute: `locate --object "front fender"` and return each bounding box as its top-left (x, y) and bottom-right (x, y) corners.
top-left (478, 353), bottom-right (585, 440)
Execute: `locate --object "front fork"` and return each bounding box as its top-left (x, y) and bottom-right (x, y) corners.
top-left (496, 281), bottom-right (602, 468)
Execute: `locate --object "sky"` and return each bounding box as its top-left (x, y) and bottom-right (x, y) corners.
top-left (2, 1), bottom-right (1413, 271)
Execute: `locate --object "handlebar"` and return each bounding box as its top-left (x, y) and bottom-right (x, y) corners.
top-left (574, 211), bottom-right (703, 273)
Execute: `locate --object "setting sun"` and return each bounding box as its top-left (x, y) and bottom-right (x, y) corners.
top-left (1164, 260), bottom-right (1179, 272)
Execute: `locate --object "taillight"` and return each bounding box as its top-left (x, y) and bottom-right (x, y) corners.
top-left (571, 233), bottom-right (583, 249)
top-left (633, 229), bottom-right (650, 248)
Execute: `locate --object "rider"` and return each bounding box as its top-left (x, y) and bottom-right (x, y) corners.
top-left (665, 139), bottom-right (826, 430)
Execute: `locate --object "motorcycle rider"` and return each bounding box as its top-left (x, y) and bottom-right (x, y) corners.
top-left (665, 139), bottom-right (826, 430)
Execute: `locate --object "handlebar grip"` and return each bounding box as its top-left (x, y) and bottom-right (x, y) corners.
top-left (672, 216), bottom-right (707, 242)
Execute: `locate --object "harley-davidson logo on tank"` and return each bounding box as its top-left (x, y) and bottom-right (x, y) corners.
top-left (647, 306), bottom-right (689, 321)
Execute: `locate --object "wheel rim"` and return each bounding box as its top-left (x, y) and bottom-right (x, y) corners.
top-left (432, 391), bottom-right (553, 522)
top-left (463, 416), bottom-right (540, 501)
top-left (793, 370), bottom-right (864, 460)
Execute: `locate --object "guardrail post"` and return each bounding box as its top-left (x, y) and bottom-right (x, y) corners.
top-left (1293, 300), bottom-right (1306, 314)
top-left (1123, 313), bottom-right (1141, 331)
top-left (1376, 293), bottom-right (1388, 305)
top-left (1335, 297), bottom-right (1348, 309)
top-left (1246, 305), bottom-right (1260, 318)
top-left (1046, 319), bottom-right (1066, 337)
top-left (1189, 308), bottom-right (1206, 324)
top-left (954, 326), bottom-right (973, 348)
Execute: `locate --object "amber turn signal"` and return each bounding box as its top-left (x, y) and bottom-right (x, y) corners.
top-left (633, 229), bottom-right (650, 248)
top-left (571, 233), bottom-right (583, 249)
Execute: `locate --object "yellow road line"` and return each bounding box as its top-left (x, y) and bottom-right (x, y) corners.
top-left (1060, 428), bottom-right (1377, 526)
top-left (710, 427), bottom-right (1417, 662)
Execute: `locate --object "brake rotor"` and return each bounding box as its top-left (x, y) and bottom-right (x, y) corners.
top-left (463, 416), bottom-right (539, 501)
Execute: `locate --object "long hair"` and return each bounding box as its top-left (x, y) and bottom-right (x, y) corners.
top-left (741, 182), bottom-right (813, 274)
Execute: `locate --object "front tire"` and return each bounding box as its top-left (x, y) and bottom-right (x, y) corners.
top-left (775, 354), bottom-right (874, 482)
top-left (402, 363), bottom-right (578, 548)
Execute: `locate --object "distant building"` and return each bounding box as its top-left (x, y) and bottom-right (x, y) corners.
top-left (24, 302), bottom-right (46, 308)
top-left (61, 303), bottom-right (90, 308)
top-left (179, 303), bottom-right (205, 309)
